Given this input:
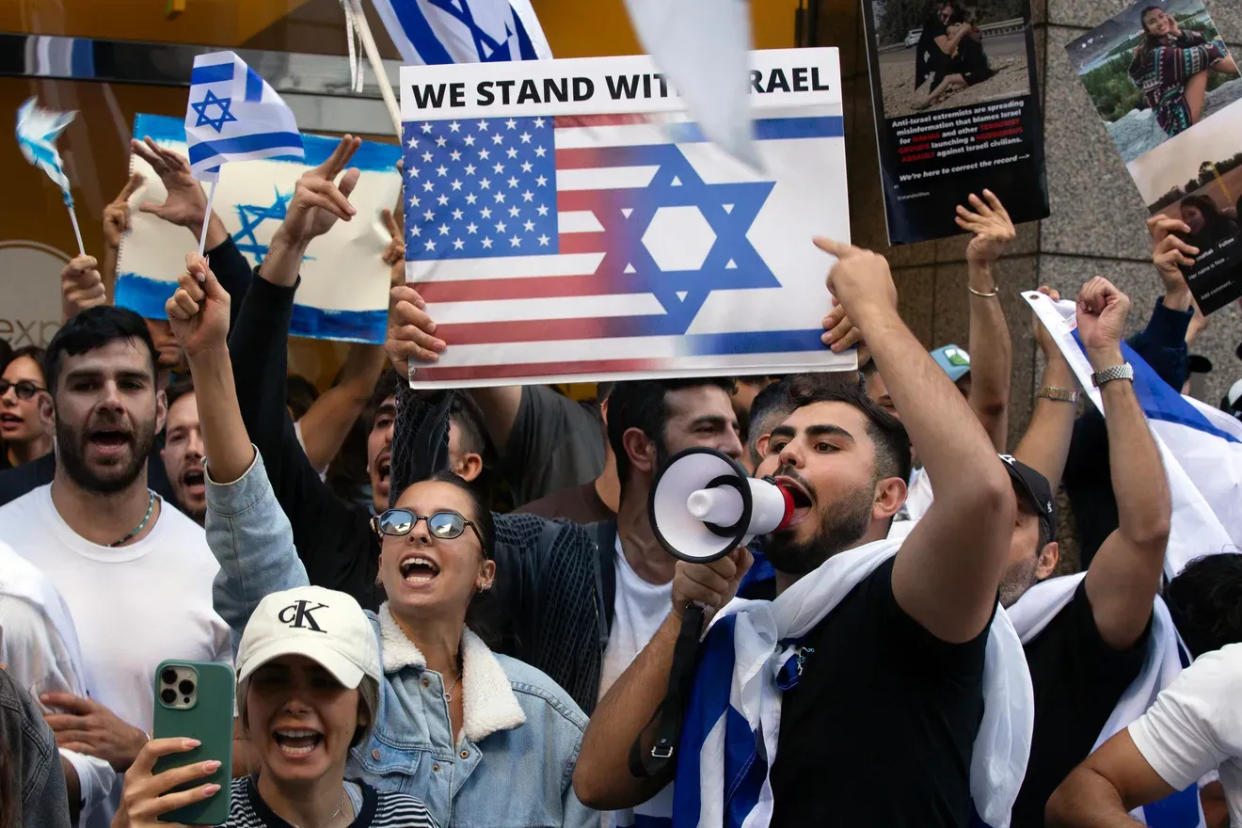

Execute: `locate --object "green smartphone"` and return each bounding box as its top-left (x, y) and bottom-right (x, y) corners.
top-left (151, 660), bottom-right (234, 824)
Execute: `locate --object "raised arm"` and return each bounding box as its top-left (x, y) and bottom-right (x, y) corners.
top-left (956, 189), bottom-right (1014, 450)
top-left (1013, 287), bottom-right (1077, 488)
top-left (816, 238), bottom-right (1014, 643)
top-left (573, 548), bottom-right (751, 809)
top-left (1078, 278), bottom-right (1170, 650)
top-left (101, 172), bottom-right (143, 297)
top-left (165, 252), bottom-right (308, 634)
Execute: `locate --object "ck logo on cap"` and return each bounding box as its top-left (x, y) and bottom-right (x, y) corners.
top-left (278, 600), bottom-right (329, 633)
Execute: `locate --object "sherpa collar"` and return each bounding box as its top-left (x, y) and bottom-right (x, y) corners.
top-left (378, 603), bottom-right (526, 742)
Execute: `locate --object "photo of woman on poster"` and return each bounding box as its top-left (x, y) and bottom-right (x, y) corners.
top-left (1128, 5), bottom-right (1237, 137)
top-left (914, 0), bottom-right (996, 109)
top-left (1176, 193), bottom-right (1239, 251)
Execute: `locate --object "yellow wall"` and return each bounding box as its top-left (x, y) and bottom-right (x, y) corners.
top-left (538, 0), bottom-right (802, 57)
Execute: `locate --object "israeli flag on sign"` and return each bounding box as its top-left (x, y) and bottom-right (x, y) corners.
top-left (371, 0), bottom-right (551, 65)
top-left (185, 51), bottom-right (304, 181)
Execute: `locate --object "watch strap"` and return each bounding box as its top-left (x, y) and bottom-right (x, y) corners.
top-left (1091, 362), bottom-right (1134, 387)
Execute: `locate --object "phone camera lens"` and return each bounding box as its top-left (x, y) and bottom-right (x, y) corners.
top-left (160, 688), bottom-right (177, 704)
top-left (178, 679), bottom-right (196, 696)
top-left (161, 668), bottom-right (177, 685)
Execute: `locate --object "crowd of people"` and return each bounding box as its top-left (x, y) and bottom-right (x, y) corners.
top-left (0, 128), bottom-right (1240, 828)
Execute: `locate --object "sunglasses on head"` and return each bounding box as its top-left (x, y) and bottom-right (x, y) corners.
top-left (372, 508), bottom-right (483, 544)
top-left (0, 379), bottom-right (45, 401)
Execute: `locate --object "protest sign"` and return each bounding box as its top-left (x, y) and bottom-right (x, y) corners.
top-left (398, 49), bottom-right (854, 388)
top-left (861, 0), bottom-right (1049, 244)
top-left (1067, 0), bottom-right (1242, 314)
top-left (115, 113), bottom-right (401, 343)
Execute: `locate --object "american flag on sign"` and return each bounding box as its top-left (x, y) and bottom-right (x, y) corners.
top-left (402, 107), bottom-right (851, 387)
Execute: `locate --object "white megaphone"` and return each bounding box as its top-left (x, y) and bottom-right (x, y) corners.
top-left (649, 447), bottom-right (796, 563)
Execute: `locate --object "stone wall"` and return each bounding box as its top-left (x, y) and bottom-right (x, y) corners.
top-left (813, 0), bottom-right (1241, 453)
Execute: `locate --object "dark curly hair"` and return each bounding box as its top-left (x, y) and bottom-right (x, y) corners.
top-left (1165, 553), bottom-right (1242, 658)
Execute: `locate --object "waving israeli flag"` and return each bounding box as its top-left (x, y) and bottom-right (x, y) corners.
top-left (370, 0), bottom-right (551, 65)
top-left (16, 97), bottom-right (77, 206)
top-left (185, 51), bottom-right (304, 181)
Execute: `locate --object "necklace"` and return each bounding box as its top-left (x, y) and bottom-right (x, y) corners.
top-left (109, 491), bottom-right (156, 547)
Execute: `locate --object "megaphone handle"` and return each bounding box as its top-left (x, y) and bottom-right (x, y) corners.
top-left (627, 603), bottom-right (705, 779)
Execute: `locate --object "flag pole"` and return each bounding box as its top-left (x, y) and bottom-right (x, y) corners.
top-left (196, 178), bottom-right (219, 258)
top-left (348, 0), bottom-right (403, 136)
top-left (65, 200), bottom-right (86, 256)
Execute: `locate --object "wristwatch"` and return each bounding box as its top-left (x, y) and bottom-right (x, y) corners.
top-left (1091, 362), bottom-right (1134, 387)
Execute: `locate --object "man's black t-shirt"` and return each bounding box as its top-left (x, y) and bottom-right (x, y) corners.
top-left (769, 557), bottom-right (989, 827)
top-left (1011, 581), bottom-right (1149, 827)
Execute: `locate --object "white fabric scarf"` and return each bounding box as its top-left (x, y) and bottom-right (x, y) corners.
top-left (683, 537), bottom-right (1034, 828)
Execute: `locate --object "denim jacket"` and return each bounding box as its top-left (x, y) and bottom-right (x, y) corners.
top-left (206, 451), bottom-right (596, 828)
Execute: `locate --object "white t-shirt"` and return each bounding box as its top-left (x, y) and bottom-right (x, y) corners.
top-left (0, 541), bottom-right (117, 828)
top-left (0, 485), bottom-right (232, 738)
top-left (599, 538), bottom-right (675, 828)
top-left (1128, 643), bottom-right (1242, 825)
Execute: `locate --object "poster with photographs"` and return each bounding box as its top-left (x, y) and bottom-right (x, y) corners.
top-left (1068, 1), bottom-right (1242, 314)
top-left (861, 0), bottom-right (1050, 244)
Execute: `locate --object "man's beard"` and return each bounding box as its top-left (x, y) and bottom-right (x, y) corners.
top-left (57, 417), bottom-right (154, 494)
top-left (765, 484), bottom-right (874, 576)
top-left (998, 554), bottom-right (1040, 608)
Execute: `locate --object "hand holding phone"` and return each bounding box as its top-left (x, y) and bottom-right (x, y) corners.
top-left (112, 738), bottom-right (222, 828)
top-left (147, 661), bottom-right (234, 824)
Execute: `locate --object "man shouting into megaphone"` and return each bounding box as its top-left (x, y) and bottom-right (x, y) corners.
top-left (573, 238), bottom-right (1035, 828)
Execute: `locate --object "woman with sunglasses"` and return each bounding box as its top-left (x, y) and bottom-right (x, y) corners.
top-left (166, 254), bottom-right (594, 827)
top-left (0, 347), bottom-right (53, 471)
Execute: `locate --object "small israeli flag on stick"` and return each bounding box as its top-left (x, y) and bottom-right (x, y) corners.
top-left (185, 51), bottom-right (304, 254)
top-left (16, 97), bottom-right (85, 255)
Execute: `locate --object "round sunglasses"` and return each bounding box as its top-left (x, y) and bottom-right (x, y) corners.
top-left (0, 379), bottom-right (46, 401)
top-left (372, 508), bottom-right (483, 544)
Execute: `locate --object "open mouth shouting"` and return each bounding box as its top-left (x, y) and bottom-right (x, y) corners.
top-left (181, 465), bottom-right (206, 501)
top-left (272, 726), bottom-right (324, 759)
top-left (85, 426), bottom-right (133, 462)
top-left (774, 473), bottom-right (815, 528)
top-left (375, 452), bottom-right (392, 499)
top-left (398, 553), bottom-right (441, 587)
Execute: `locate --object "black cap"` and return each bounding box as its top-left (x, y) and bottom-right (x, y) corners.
top-left (999, 454), bottom-right (1057, 543)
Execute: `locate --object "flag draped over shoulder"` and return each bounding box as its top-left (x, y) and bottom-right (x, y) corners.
top-left (185, 51), bottom-right (304, 181)
top-left (673, 538), bottom-right (1034, 828)
top-left (370, 0), bottom-right (551, 65)
top-left (1007, 574), bottom-right (1205, 827)
top-left (1024, 291), bottom-right (1242, 576)
top-left (16, 97), bottom-right (77, 206)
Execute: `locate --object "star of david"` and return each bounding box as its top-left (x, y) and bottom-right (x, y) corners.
top-left (231, 188), bottom-right (302, 264)
top-left (560, 144), bottom-right (775, 334)
top-left (190, 90), bottom-right (238, 133)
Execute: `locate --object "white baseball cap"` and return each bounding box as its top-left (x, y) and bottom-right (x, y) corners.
top-left (236, 586), bottom-right (380, 690)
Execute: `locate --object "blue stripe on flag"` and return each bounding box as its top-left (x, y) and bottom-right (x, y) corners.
top-left (114, 273), bottom-right (176, 321)
top-left (70, 38), bottom-right (94, 77)
top-left (188, 131), bottom-right (304, 166)
top-left (245, 67), bottom-right (264, 102)
top-left (685, 328), bottom-right (829, 356)
top-left (1140, 783), bottom-right (1201, 827)
top-left (1120, 340), bottom-right (1241, 444)
top-left (723, 706), bottom-right (765, 828)
top-left (116, 273), bottom-right (387, 343)
top-left (289, 304), bottom-right (389, 344)
top-left (134, 113), bottom-right (400, 173)
top-left (190, 63), bottom-right (234, 85)
top-left (663, 116), bottom-right (843, 143)
top-left (389, 0), bottom-right (454, 65)
top-left (673, 615), bottom-right (740, 827)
